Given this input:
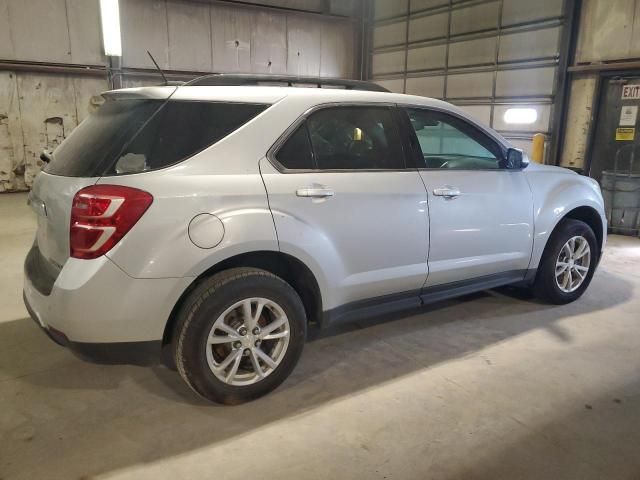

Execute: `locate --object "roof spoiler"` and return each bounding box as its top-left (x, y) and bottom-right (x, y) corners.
top-left (184, 73), bottom-right (389, 92)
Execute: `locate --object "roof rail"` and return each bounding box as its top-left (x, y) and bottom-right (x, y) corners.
top-left (184, 73), bottom-right (389, 92)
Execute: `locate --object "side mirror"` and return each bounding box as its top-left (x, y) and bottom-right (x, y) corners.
top-left (506, 148), bottom-right (527, 169)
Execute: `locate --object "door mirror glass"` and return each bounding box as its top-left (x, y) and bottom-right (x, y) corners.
top-left (506, 148), bottom-right (526, 169)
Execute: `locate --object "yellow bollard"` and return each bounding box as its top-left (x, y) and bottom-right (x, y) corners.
top-left (531, 133), bottom-right (545, 164)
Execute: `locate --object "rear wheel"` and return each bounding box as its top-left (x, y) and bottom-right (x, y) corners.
top-left (533, 219), bottom-right (598, 304)
top-left (174, 268), bottom-right (306, 404)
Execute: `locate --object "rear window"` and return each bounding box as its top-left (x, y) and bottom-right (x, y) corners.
top-left (45, 99), bottom-right (268, 177)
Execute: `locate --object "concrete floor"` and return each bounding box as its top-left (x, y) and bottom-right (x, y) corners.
top-left (1, 191), bottom-right (639, 480)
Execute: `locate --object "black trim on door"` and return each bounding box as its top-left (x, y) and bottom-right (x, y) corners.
top-left (320, 269), bottom-right (532, 328)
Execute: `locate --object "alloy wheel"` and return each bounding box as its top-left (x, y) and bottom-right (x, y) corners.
top-left (206, 298), bottom-right (290, 386)
top-left (555, 236), bottom-right (591, 293)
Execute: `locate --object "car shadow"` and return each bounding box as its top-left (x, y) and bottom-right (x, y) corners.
top-left (0, 268), bottom-right (634, 479)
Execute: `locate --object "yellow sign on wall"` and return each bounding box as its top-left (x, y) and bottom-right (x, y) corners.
top-left (616, 127), bottom-right (636, 141)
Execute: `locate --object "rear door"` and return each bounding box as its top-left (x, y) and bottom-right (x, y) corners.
top-left (260, 104), bottom-right (430, 311)
top-left (402, 107), bottom-right (534, 287)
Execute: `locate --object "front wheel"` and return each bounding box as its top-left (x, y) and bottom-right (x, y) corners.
top-left (532, 219), bottom-right (598, 304)
top-left (173, 268), bottom-right (306, 404)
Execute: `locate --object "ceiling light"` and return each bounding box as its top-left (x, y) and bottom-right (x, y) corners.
top-left (504, 108), bottom-right (538, 125)
top-left (100, 0), bottom-right (122, 57)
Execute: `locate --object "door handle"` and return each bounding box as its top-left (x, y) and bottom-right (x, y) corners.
top-left (296, 186), bottom-right (335, 198)
top-left (433, 186), bottom-right (461, 198)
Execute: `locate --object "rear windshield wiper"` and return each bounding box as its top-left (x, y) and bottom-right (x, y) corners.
top-left (40, 150), bottom-right (53, 164)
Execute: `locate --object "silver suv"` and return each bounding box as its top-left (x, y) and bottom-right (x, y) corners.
top-left (24, 75), bottom-right (606, 404)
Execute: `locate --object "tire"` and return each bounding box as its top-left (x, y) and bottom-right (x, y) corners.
top-left (532, 218), bottom-right (598, 305)
top-left (173, 267), bottom-right (306, 405)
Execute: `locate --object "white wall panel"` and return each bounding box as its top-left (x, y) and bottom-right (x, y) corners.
top-left (410, 0), bottom-right (448, 12)
top-left (167, 0), bottom-right (213, 72)
top-left (406, 75), bottom-right (445, 98)
top-left (499, 27), bottom-right (560, 62)
top-left (496, 67), bottom-right (556, 97)
top-left (502, 0), bottom-right (563, 26)
top-left (375, 77), bottom-right (405, 93)
top-left (320, 22), bottom-right (354, 77)
top-left (408, 12), bottom-right (448, 42)
top-left (451, 2), bottom-right (500, 35)
top-left (287, 16), bottom-right (322, 76)
top-left (121, 0), bottom-right (170, 68)
top-left (374, 21), bottom-right (406, 48)
top-left (6, 0), bottom-right (72, 63)
top-left (211, 6), bottom-right (253, 72)
top-left (67, 0), bottom-right (105, 65)
top-left (457, 105), bottom-right (492, 126)
top-left (448, 37), bottom-right (496, 67)
top-left (372, 50), bottom-right (405, 76)
top-left (407, 45), bottom-right (446, 71)
top-left (251, 11), bottom-right (287, 74)
top-left (447, 72), bottom-right (494, 98)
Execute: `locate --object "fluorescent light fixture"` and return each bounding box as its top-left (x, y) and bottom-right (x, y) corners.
top-left (100, 0), bottom-right (122, 57)
top-left (504, 108), bottom-right (538, 125)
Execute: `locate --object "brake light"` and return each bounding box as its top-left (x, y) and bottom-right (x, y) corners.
top-left (70, 185), bottom-right (153, 259)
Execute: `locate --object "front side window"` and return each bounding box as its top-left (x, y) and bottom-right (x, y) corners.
top-left (275, 106), bottom-right (406, 171)
top-left (406, 108), bottom-right (504, 170)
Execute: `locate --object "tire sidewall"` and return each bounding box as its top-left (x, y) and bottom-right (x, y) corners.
top-left (541, 220), bottom-right (598, 303)
top-left (177, 272), bottom-right (306, 404)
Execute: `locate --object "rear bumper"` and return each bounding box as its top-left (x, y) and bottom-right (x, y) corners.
top-left (24, 291), bottom-right (161, 364)
top-left (23, 246), bottom-right (192, 364)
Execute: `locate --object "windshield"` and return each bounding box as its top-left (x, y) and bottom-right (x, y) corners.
top-left (45, 98), bottom-right (269, 177)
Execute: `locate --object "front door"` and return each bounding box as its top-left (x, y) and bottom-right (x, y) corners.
top-left (260, 105), bottom-right (430, 312)
top-left (403, 107), bottom-right (534, 287)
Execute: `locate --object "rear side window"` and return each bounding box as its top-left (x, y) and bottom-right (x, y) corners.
top-left (45, 99), bottom-right (268, 177)
top-left (275, 124), bottom-right (315, 170)
top-left (274, 106), bottom-right (406, 171)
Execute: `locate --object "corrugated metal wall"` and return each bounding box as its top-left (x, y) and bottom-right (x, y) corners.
top-left (0, 0), bottom-right (357, 191)
top-left (370, 0), bottom-right (566, 157)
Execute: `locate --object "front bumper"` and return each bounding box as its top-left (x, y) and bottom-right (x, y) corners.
top-left (23, 245), bottom-right (192, 364)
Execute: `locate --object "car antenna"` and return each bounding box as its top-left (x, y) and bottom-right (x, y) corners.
top-left (147, 50), bottom-right (168, 86)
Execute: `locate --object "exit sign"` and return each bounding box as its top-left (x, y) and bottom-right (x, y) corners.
top-left (622, 85), bottom-right (640, 100)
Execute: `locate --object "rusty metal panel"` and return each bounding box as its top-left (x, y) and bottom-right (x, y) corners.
top-left (320, 22), bottom-right (354, 78)
top-left (372, 50), bottom-right (405, 76)
top-left (73, 77), bottom-right (108, 123)
top-left (406, 75), bottom-right (445, 98)
top-left (374, 0), bottom-right (407, 20)
top-left (17, 74), bottom-right (79, 186)
top-left (560, 75), bottom-right (597, 169)
top-left (406, 44), bottom-right (446, 71)
top-left (410, 0), bottom-right (448, 12)
top-left (0, 72), bottom-right (25, 192)
top-left (287, 16), bottom-right (322, 77)
top-left (576, 0), bottom-right (636, 63)
top-left (0, 1), bottom-right (15, 59)
top-left (502, 0), bottom-right (563, 26)
top-left (374, 21), bottom-right (407, 48)
top-left (499, 26), bottom-right (560, 62)
top-left (167, 0), bottom-right (213, 72)
top-left (67, 0), bottom-right (105, 65)
top-left (211, 5), bottom-right (253, 72)
top-left (451, 2), bottom-right (499, 35)
top-left (496, 67), bottom-right (556, 97)
top-left (448, 36), bottom-right (496, 68)
top-left (121, 0), bottom-right (169, 68)
top-left (6, 0), bottom-right (72, 63)
top-left (447, 72), bottom-right (494, 98)
top-left (251, 11), bottom-right (287, 74)
top-left (408, 12), bottom-right (448, 43)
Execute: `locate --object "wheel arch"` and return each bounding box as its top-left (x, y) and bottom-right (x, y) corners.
top-left (561, 205), bottom-right (604, 253)
top-left (162, 251), bottom-right (323, 347)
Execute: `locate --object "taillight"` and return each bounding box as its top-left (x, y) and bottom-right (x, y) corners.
top-left (70, 185), bottom-right (153, 259)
